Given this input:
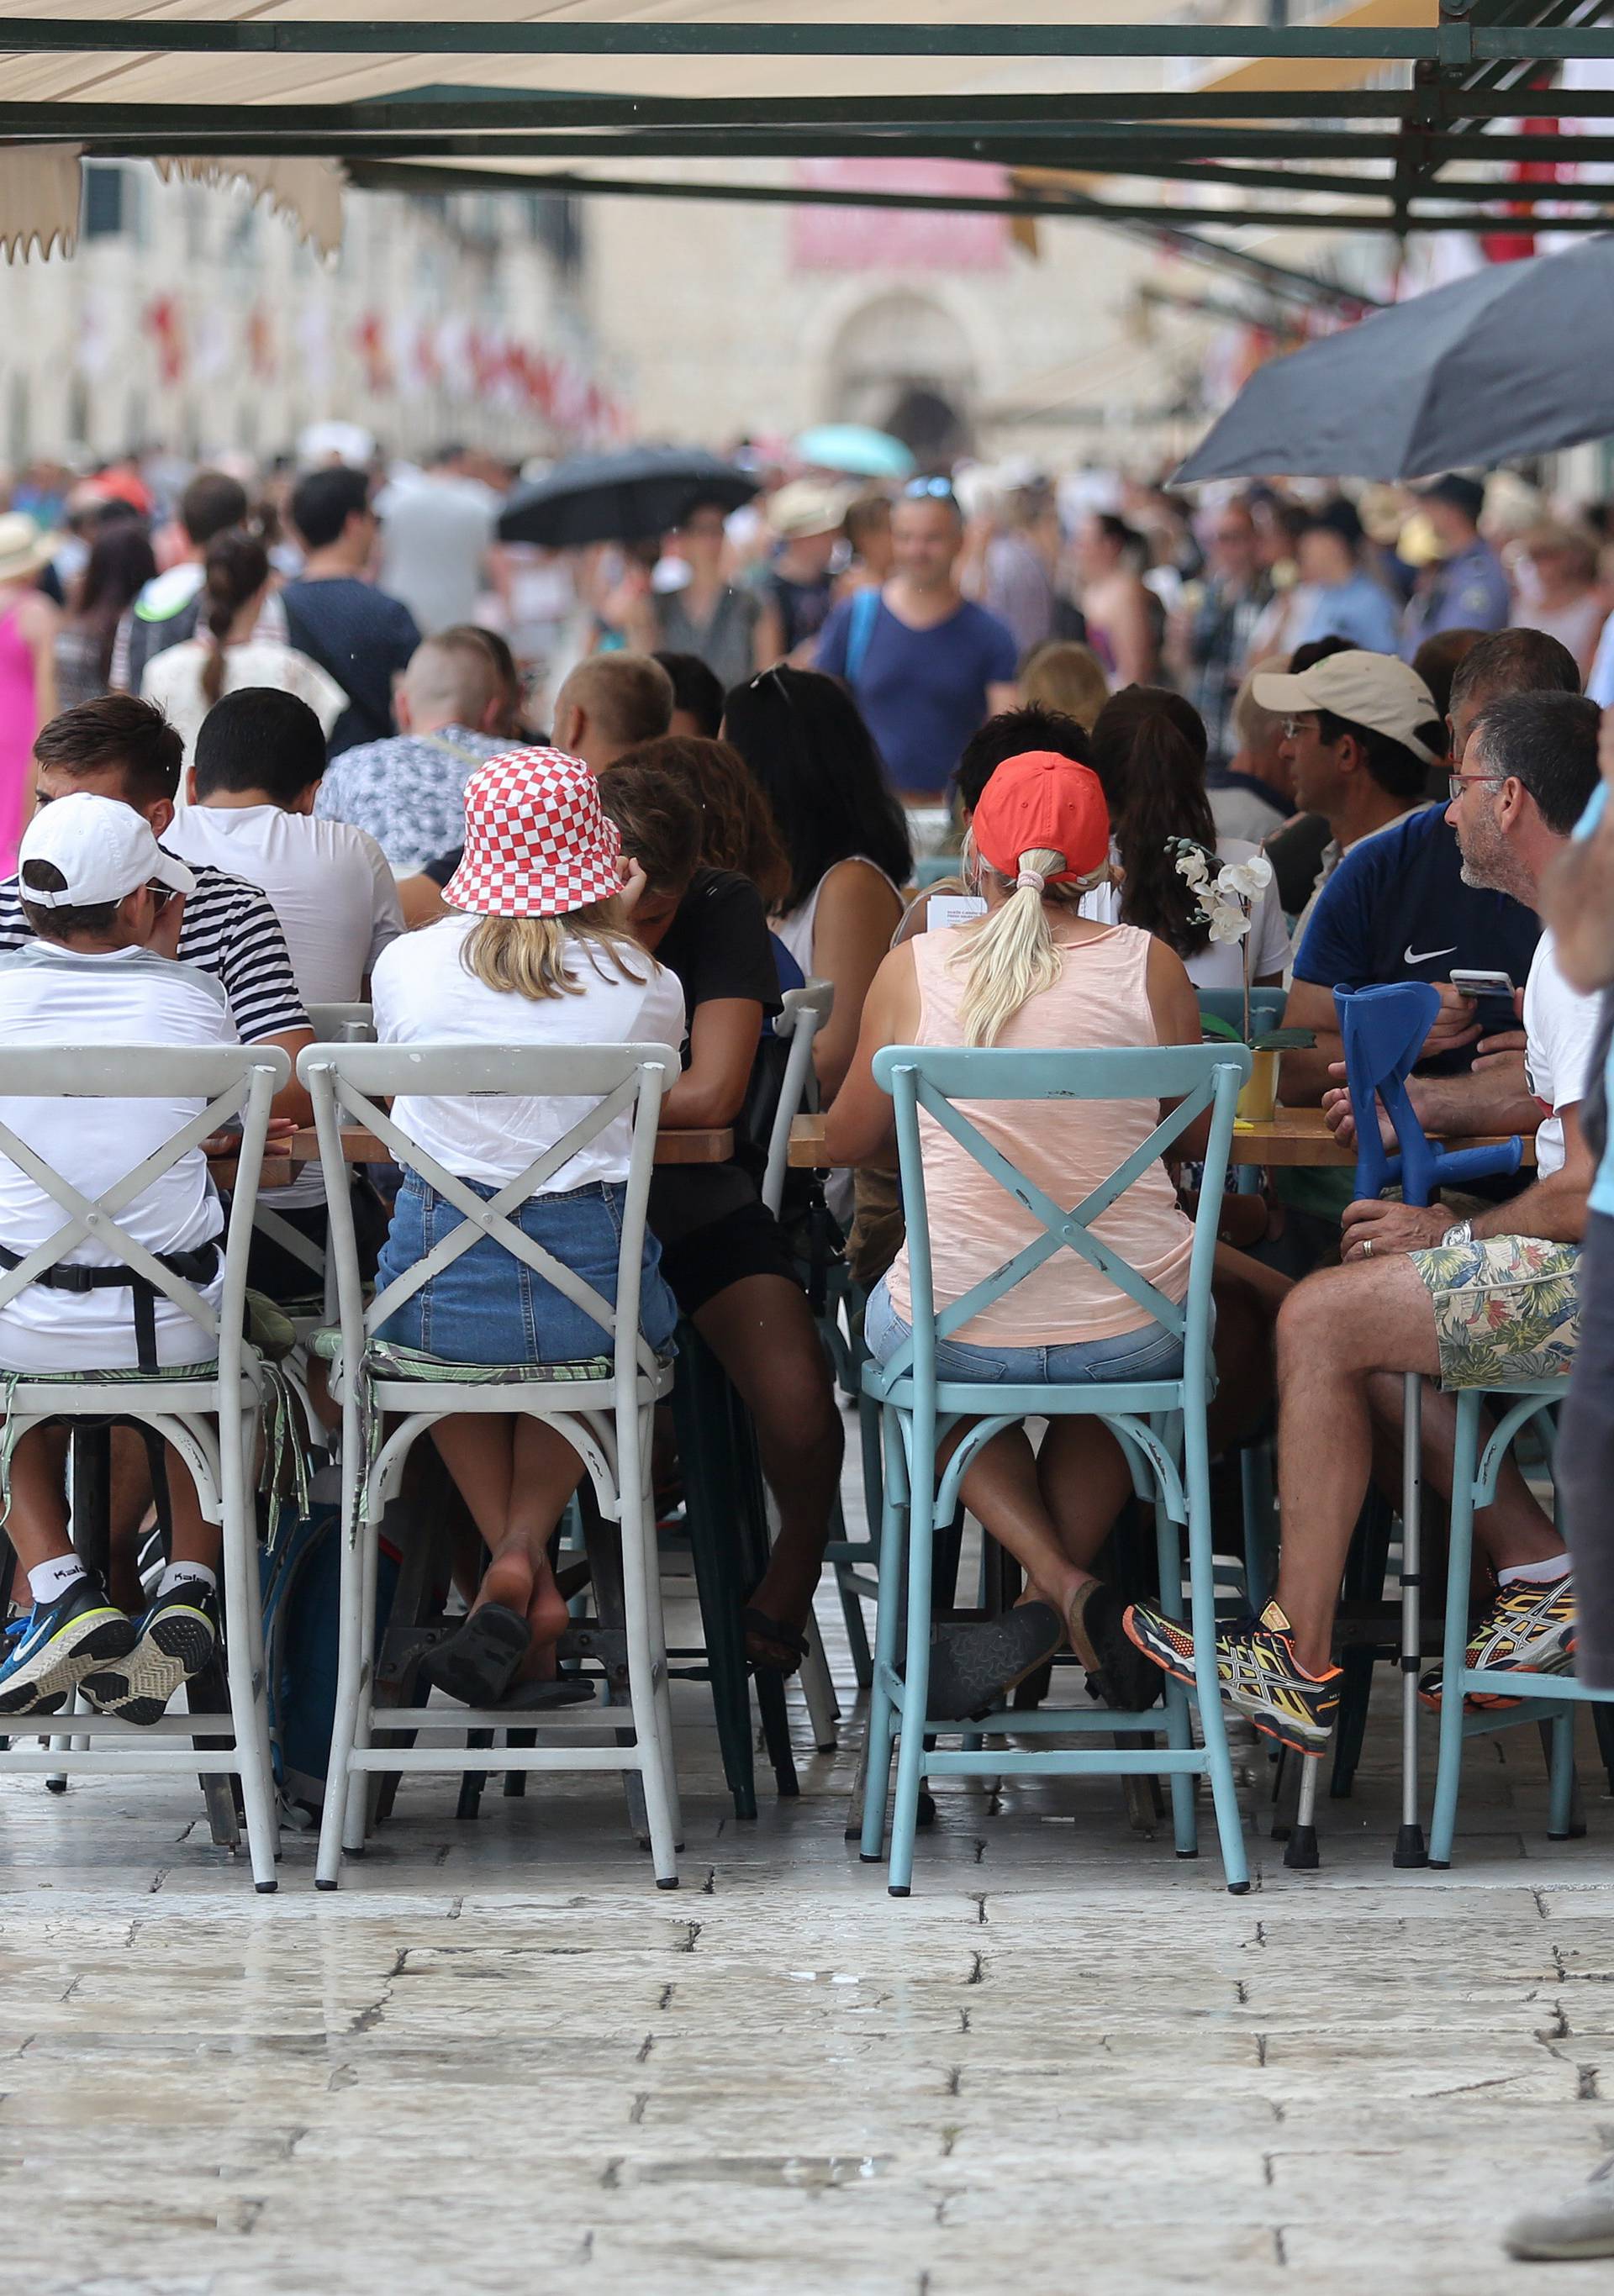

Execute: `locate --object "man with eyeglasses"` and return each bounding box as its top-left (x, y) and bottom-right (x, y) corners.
top-left (1126, 689), bottom-right (1600, 1758)
top-left (1259, 648), bottom-right (1541, 1109)
top-left (816, 479), bottom-right (1017, 804)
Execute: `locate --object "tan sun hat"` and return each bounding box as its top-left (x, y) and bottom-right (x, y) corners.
top-left (767, 477), bottom-right (855, 540)
top-left (0, 513), bottom-right (61, 583)
top-left (1253, 649), bottom-right (1444, 766)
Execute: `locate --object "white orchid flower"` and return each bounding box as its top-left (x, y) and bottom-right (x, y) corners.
top-left (1216, 854), bottom-right (1274, 902)
top-left (1206, 901), bottom-right (1253, 943)
top-left (1174, 846), bottom-right (1210, 887)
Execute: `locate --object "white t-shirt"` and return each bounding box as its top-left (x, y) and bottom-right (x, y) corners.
top-left (375, 471), bottom-right (498, 636)
top-left (166, 803), bottom-right (404, 1207)
top-left (1080, 838), bottom-right (1291, 991)
top-left (141, 639), bottom-right (348, 788)
top-left (1522, 927), bottom-right (1601, 1181)
top-left (0, 942), bottom-right (235, 1371)
top-left (370, 913), bottom-right (686, 1192)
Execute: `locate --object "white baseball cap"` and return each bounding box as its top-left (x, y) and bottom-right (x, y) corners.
top-left (1252, 650), bottom-right (1444, 767)
top-left (18, 793), bottom-right (194, 911)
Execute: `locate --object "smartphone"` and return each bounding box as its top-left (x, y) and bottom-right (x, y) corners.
top-left (1449, 968), bottom-right (1517, 1000)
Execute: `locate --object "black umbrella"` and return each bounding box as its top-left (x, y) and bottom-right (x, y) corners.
top-left (1174, 234), bottom-right (1614, 485)
top-left (498, 445), bottom-right (758, 548)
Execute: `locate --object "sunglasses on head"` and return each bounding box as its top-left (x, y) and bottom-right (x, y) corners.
top-left (902, 477), bottom-right (959, 508)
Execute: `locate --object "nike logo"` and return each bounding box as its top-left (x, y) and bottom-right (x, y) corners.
top-left (1404, 945), bottom-right (1458, 965)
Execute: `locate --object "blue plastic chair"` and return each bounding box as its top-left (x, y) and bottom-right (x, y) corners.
top-left (857, 1040), bottom-right (1253, 1895)
top-left (1308, 983), bottom-right (1525, 1868)
top-left (1196, 987), bottom-right (1289, 1043)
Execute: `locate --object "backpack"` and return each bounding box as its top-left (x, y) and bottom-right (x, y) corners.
top-left (260, 1471), bottom-right (399, 1818)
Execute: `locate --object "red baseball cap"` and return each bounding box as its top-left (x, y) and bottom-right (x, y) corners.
top-left (971, 750), bottom-right (1110, 886)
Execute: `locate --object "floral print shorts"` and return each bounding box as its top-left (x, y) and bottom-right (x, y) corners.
top-left (1409, 1235), bottom-right (1581, 1391)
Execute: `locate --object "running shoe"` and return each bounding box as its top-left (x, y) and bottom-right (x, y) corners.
top-left (0, 1577), bottom-right (135, 1718)
top-left (1122, 1597), bottom-right (1342, 1756)
top-left (1464, 1569), bottom-right (1576, 1683)
top-left (82, 1583), bottom-right (217, 1727)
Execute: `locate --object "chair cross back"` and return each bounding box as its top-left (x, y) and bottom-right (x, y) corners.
top-left (872, 1042), bottom-right (1248, 1382)
top-left (1334, 982), bottom-right (1522, 1207)
top-left (302, 1041), bottom-right (678, 1382)
top-left (762, 977), bottom-right (833, 1219)
top-left (0, 1045), bottom-right (287, 1344)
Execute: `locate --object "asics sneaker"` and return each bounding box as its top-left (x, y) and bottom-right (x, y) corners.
top-left (82, 1583), bottom-right (216, 1728)
top-left (1122, 1597), bottom-right (1342, 1756)
top-left (1464, 1569), bottom-right (1576, 1683)
top-left (0, 1577), bottom-right (135, 1718)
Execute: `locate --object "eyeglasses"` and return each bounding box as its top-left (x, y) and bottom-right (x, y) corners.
top-left (145, 880), bottom-right (176, 909)
top-left (902, 477), bottom-right (959, 507)
top-left (1279, 717), bottom-right (1317, 740)
top-left (1447, 771), bottom-right (1504, 802)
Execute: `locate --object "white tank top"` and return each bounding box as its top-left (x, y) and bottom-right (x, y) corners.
top-left (774, 856), bottom-right (902, 977)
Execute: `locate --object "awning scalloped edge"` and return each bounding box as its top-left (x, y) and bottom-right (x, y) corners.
top-left (0, 146), bottom-right (346, 262)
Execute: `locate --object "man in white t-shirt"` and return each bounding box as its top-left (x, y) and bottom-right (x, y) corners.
top-left (166, 686), bottom-right (403, 1299)
top-left (1126, 691), bottom-right (1601, 1757)
top-left (0, 795), bottom-right (239, 1724)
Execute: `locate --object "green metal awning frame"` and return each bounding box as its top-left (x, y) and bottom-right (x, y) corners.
top-left (9, 6), bottom-right (1614, 245)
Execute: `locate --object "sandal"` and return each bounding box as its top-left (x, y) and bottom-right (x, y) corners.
top-left (744, 1607), bottom-right (810, 1677)
top-left (1067, 1582), bottom-right (1163, 1714)
top-left (497, 1674), bottom-right (599, 1713)
top-left (422, 1603), bottom-right (532, 1707)
top-left (905, 1602), bottom-right (1064, 1721)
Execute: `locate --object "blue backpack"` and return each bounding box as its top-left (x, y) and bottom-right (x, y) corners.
top-left (260, 1477), bottom-right (399, 1818)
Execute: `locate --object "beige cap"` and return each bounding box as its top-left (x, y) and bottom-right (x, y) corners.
top-left (767, 477), bottom-right (855, 540)
top-left (1253, 649), bottom-right (1444, 767)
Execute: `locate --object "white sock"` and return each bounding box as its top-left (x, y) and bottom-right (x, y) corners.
top-left (1498, 1554), bottom-right (1572, 1588)
top-left (27, 1555), bottom-right (87, 1606)
top-left (156, 1561), bottom-right (216, 1602)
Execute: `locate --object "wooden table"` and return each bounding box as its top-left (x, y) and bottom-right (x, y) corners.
top-left (788, 1107), bottom-right (1535, 1172)
top-left (288, 1124), bottom-right (735, 1170)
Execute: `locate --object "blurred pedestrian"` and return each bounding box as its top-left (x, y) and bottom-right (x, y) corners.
top-left (1174, 497), bottom-right (1270, 772)
top-left (1290, 498), bottom-right (1401, 656)
top-left (1400, 474), bottom-right (1510, 657)
top-left (281, 466), bottom-right (420, 756)
top-left (0, 513), bottom-right (59, 872)
top-left (55, 523), bottom-right (156, 712)
top-left (1075, 513), bottom-right (1158, 688)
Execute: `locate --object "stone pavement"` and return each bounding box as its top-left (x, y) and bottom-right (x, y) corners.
top-left (1, 1550), bottom-right (1611, 2293)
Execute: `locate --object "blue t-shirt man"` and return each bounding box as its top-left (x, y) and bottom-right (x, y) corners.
top-left (282, 576), bottom-right (421, 758)
top-left (817, 592), bottom-right (1017, 798)
top-left (1295, 803), bottom-right (1541, 1074)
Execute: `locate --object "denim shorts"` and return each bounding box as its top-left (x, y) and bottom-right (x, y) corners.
top-left (864, 1277), bottom-right (1189, 1386)
top-left (375, 1175), bottom-right (679, 1367)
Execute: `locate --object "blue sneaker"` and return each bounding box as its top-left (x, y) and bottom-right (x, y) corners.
top-left (82, 1584), bottom-right (216, 1727)
top-left (0, 1578), bottom-right (135, 1717)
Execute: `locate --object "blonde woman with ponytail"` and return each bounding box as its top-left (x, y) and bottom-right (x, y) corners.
top-left (825, 749), bottom-right (1212, 1719)
top-left (140, 528), bottom-right (345, 789)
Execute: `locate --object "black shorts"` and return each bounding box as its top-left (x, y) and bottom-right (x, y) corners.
top-left (653, 1197), bottom-right (804, 1319)
top-left (244, 1177), bottom-right (390, 1307)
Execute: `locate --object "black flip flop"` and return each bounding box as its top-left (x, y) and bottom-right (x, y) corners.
top-left (743, 1606), bottom-right (810, 1677)
top-left (422, 1603), bottom-right (533, 1707)
top-left (1068, 1582), bottom-right (1164, 1714)
top-left (909, 1603), bottom-right (1065, 1721)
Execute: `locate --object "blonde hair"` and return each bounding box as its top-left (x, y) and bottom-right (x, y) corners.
top-left (458, 898), bottom-right (645, 1002)
top-left (1021, 640), bottom-right (1110, 731)
top-left (951, 839), bottom-right (1093, 1048)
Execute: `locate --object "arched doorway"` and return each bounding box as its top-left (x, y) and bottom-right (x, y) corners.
top-left (829, 292), bottom-right (976, 463)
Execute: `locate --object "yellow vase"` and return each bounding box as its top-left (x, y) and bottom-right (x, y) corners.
top-left (1237, 1047), bottom-right (1281, 1124)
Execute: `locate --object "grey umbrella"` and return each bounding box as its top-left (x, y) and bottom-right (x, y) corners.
top-left (1174, 234), bottom-right (1614, 485)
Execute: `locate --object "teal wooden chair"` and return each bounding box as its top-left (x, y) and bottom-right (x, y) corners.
top-left (1427, 1381), bottom-right (1585, 1864)
top-left (1195, 987), bottom-right (1288, 1042)
top-left (857, 1040), bottom-right (1253, 1895)
top-left (911, 856), bottom-right (962, 889)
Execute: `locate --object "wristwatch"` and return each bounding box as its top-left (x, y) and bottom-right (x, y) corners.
top-left (1441, 1218), bottom-right (1475, 1250)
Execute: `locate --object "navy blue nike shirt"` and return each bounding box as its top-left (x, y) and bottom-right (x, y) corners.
top-left (1293, 805), bottom-right (1540, 1074)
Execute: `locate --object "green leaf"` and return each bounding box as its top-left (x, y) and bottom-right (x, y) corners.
top-left (1251, 1027), bottom-right (1317, 1051)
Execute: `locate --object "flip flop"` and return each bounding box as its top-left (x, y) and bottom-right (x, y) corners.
top-left (422, 1603), bottom-right (532, 1707)
top-left (905, 1603), bottom-right (1065, 1721)
top-left (1067, 1582), bottom-right (1164, 1714)
top-left (743, 1606), bottom-right (810, 1677)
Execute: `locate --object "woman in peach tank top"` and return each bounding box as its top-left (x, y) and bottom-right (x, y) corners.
top-left (825, 749), bottom-right (1210, 1720)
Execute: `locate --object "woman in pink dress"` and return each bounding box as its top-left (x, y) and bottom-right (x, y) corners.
top-left (0, 515), bottom-right (61, 875)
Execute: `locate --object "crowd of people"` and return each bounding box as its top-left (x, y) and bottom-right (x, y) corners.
top-left (0, 434), bottom-right (1606, 1899)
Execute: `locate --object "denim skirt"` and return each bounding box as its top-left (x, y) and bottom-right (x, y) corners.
top-left (375, 1174), bottom-right (679, 1366)
top-left (865, 1277), bottom-right (1189, 1386)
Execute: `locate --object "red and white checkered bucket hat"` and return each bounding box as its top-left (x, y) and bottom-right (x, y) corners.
top-left (440, 745), bottom-right (623, 919)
